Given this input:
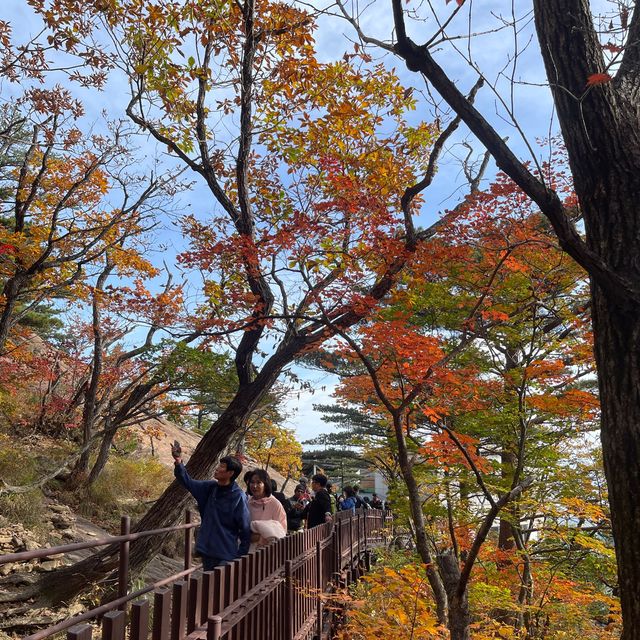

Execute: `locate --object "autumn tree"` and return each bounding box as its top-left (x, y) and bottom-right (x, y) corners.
top-left (313, 171), bottom-right (601, 638)
top-left (0, 95), bottom-right (174, 355)
top-left (3, 0), bottom-right (480, 604)
top-left (335, 0), bottom-right (640, 634)
top-left (64, 269), bottom-right (186, 488)
top-left (244, 420), bottom-right (302, 484)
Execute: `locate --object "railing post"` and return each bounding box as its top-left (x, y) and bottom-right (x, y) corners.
top-left (316, 540), bottom-right (323, 638)
top-left (187, 574), bottom-right (202, 633)
top-left (207, 616), bottom-right (222, 640)
top-left (118, 515), bottom-right (130, 612)
top-left (183, 510), bottom-right (192, 571)
top-left (201, 571), bottom-right (215, 624)
top-left (365, 510), bottom-right (369, 549)
top-left (102, 610), bottom-right (125, 640)
top-left (68, 624), bottom-right (92, 640)
top-left (348, 515), bottom-right (354, 582)
top-left (130, 600), bottom-right (150, 640)
top-left (357, 514), bottom-right (362, 578)
top-left (335, 520), bottom-right (342, 574)
top-left (284, 559), bottom-right (294, 640)
top-left (171, 581), bottom-right (188, 640)
top-left (152, 588), bottom-right (171, 640)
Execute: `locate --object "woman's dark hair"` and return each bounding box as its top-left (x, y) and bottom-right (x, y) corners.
top-left (243, 469), bottom-right (255, 494)
top-left (343, 486), bottom-right (355, 498)
top-left (250, 468), bottom-right (272, 496)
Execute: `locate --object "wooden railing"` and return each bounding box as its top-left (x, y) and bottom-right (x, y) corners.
top-left (1, 508), bottom-right (391, 640)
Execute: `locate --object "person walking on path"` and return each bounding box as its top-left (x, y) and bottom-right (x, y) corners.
top-left (303, 473), bottom-right (333, 528)
top-left (353, 485), bottom-right (365, 510)
top-left (271, 479), bottom-right (290, 513)
top-left (171, 441), bottom-right (251, 571)
top-left (326, 482), bottom-right (338, 515)
top-left (340, 486), bottom-right (357, 513)
top-left (247, 469), bottom-right (287, 551)
top-left (286, 484), bottom-right (308, 533)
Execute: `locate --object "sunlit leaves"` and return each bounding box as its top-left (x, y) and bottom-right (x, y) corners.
top-left (244, 421), bottom-right (302, 478)
top-left (335, 561), bottom-right (442, 639)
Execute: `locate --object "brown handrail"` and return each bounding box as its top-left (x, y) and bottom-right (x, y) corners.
top-left (23, 565), bottom-right (200, 640)
top-left (0, 521), bottom-right (198, 566)
top-left (2, 508), bottom-right (393, 640)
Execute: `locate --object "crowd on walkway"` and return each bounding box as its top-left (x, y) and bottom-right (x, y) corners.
top-left (170, 442), bottom-right (385, 571)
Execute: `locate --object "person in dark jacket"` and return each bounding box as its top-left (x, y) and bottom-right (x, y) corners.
top-left (286, 484), bottom-right (308, 532)
top-left (353, 485), bottom-right (365, 510)
top-left (172, 446), bottom-right (251, 571)
top-left (303, 473), bottom-right (333, 528)
top-left (271, 479), bottom-right (290, 513)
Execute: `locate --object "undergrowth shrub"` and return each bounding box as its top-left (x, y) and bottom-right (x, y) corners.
top-left (80, 456), bottom-right (172, 525)
top-left (0, 489), bottom-right (48, 531)
top-left (0, 434), bottom-right (39, 484)
top-left (333, 552), bottom-right (444, 640)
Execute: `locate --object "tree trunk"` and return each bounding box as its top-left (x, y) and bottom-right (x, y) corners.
top-left (0, 273), bottom-right (25, 354)
top-left (497, 451), bottom-right (516, 556)
top-left (532, 4), bottom-right (640, 636)
top-left (437, 552), bottom-right (470, 640)
top-left (86, 418), bottom-right (117, 487)
top-left (392, 413), bottom-right (449, 625)
top-left (591, 292), bottom-right (640, 637)
top-left (67, 266), bottom-right (111, 489)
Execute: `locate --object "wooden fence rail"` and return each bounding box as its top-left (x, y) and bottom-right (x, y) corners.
top-left (1, 508), bottom-right (391, 640)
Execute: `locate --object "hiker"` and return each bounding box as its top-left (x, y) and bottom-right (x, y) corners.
top-left (303, 473), bottom-right (333, 528)
top-left (171, 442), bottom-right (251, 570)
top-left (247, 469), bottom-right (287, 551)
top-left (286, 484), bottom-right (308, 533)
top-left (326, 482), bottom-right (338, 515)
top-left (340, 486), bottom-right (357, 513)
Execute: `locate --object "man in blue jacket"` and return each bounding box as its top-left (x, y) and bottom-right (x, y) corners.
top-left (172, 445), bottom-right (251, 571)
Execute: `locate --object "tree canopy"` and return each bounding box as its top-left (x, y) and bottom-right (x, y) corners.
top-left (1, 1), bottom-right (637, 637)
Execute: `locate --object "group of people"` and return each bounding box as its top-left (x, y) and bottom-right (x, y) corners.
top-left (336, 485), bottom-right (384, 513)
top-left (282, 480), bottom-right (385, 528)
top-left (171, 443), bottom-right (384, 571)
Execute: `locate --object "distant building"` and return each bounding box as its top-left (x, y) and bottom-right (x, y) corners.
top-left (357, 469), bottom-right (388, 501)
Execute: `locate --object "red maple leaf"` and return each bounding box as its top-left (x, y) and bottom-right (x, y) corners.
top-left (586, 73), bottom-right (612, 87)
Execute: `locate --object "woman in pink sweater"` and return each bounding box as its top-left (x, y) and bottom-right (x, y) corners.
top-left (247, 469), bottom-right (287, 551)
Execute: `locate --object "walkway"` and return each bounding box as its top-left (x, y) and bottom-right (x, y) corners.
top-left (1, 508), bottom-right (391, 640)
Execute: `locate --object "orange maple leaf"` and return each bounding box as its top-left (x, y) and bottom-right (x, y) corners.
top-left (586, 73), bottom-right (612, 87)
